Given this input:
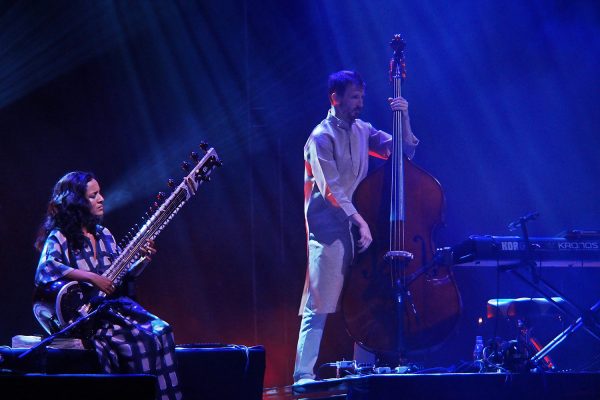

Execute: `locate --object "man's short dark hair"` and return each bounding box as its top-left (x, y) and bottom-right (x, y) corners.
top-left (328, 70), bottom-right (365, 100)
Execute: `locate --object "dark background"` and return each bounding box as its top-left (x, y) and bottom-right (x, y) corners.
top-left (1, 0), bottom-right (599, 389)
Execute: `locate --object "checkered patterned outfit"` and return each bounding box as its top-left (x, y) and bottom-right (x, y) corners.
top-left (35, 226), bottom-right (182, 400)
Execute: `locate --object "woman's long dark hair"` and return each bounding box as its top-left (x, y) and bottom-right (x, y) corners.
top-left (34, 171), bottom-right (101, 252)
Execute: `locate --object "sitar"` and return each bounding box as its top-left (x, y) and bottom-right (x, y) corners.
top-left (33, 143), bottom-right (221, 336)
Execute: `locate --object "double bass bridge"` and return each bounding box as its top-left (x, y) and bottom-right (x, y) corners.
top-left (384, 251), bottom-right (414, 262)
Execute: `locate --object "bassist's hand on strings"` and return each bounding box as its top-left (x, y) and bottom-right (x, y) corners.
top-left (350, 213), bottom-right (373, 253)
top-left (388, 96), bottom-right (418, 145)
top-left (387, 96), bottom-right (408, 113)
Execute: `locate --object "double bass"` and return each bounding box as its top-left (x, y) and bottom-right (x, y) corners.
top-left (341, 34), bottom-right (461, 361)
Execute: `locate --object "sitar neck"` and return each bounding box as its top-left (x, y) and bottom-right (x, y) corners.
top-left (102, 147), bottom-right (221, 286)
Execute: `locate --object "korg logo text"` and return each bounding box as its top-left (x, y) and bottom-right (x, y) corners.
top-left (501, 241), bottom-right (520, 251)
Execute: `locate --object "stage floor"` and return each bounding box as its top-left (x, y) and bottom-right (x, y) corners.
top-left (263, 371), bottom-right (600, 400)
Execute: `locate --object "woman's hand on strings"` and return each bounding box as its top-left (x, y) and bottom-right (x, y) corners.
top-left (89, 272), bottom-right (117, 295)
top-left (140, 239), bottom-right (157, 262)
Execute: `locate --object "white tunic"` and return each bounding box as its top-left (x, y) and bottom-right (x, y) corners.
top-left (300, 107), bottom-right (417, 314)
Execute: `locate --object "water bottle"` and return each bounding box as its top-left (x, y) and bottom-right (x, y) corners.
top-left (473, 335), bottom-right (484, 362)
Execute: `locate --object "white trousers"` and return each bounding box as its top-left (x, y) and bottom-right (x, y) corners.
top-left (293, 306), bottom-right (328, 382)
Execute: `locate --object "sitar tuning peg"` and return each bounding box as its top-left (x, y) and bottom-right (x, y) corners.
top-left (199, 142), bottom-right (209, 152)
top-left (181, 161), bottom-right (191, 172)
top-left (196, 173), bottom-right (211, 183)
top-left (157, 192), bottom-right (166, 202)
top-left (167, 178), bottom-right (175, 190)
top-left (207, 156), bottom-right (223, 168)
top-left (190, 151), bottom-right (200, 162)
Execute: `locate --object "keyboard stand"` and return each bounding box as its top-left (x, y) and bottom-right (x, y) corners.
top-left (501, 214), bottom-right (600, 368)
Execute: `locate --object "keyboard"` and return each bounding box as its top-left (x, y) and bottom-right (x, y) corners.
top-left (451, 234), bottom-right (600, 267)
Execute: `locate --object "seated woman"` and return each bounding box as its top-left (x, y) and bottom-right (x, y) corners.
top-left (34, 171), bottom-right (182, 400)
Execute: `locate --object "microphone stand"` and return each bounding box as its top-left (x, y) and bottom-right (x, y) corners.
top-left (16, 300), bottom-right (113, 370)
top-left (501, 213), bottom-right (600, 368)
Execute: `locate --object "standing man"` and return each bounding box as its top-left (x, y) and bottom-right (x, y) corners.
top-left (294, 70), bottom-right (419, 385)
